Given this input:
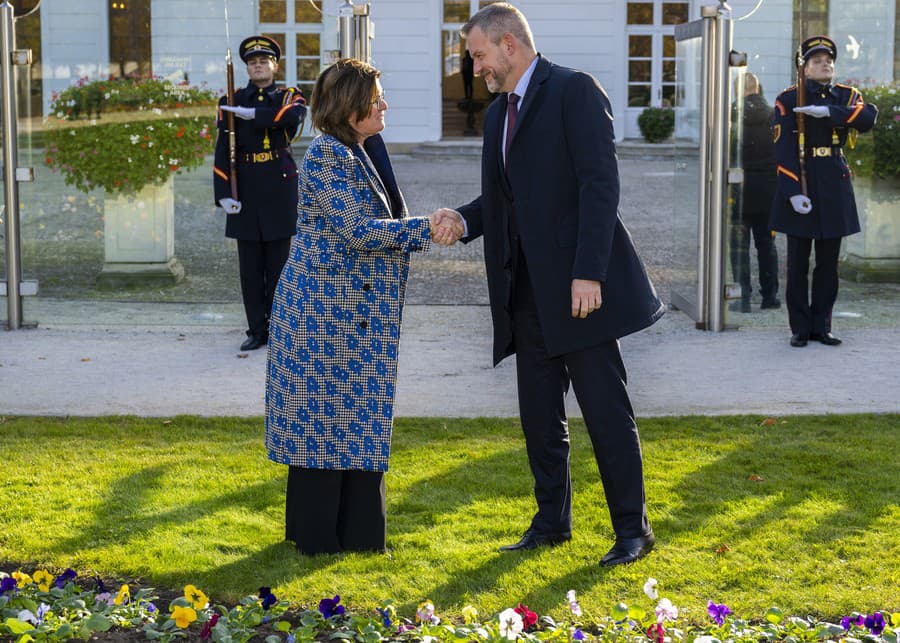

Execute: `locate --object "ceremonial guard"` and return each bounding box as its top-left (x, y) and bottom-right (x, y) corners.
top-left (214, 35), bottom-right (307, 351)
top-left (770, 35), bottom-right (877, 347)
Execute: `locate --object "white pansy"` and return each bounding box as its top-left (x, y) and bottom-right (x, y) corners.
top-left (498, 608), bottom-right (523, 641)
top-left (655, 598), bottom-right (679, 622)
top-left (17, 609), bottom-right (37, 625)
top-left (643, 577), bottom-right (659, 600)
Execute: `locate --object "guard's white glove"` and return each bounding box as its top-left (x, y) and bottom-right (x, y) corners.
top-left (793, 105), bottom-right (830, 118)
top-left (221, 105), bottom-right (256, 120)
top-left (789, 194), bottom-right (812, 214)
top-left (219, 197), bottom-right (242, 214)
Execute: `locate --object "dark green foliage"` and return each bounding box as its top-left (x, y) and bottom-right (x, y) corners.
top-left (637, 106), bottom-right (675, 143)
top-left (843, 83), bottom-right (900, 179)
top-left (43, 77), bottom-right (218, 196)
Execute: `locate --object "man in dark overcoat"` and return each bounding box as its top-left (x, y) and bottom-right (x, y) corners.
top-left (214, 35), bottom-right (307, 350)
top-left (431, 3), bottom-right (664, 566)
top-left (729, 72), bottom-right (779, 313)
top-left (770, 35), bottom-right (877, 347)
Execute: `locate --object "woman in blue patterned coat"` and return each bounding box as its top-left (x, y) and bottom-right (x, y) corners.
top-left (265, 59), bottom-right (454, 555)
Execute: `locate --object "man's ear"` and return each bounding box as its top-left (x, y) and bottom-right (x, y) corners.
top-left (502, 32), bottom-right (515, 55)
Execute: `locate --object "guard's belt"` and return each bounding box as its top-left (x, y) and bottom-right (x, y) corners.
top-left (807, 146), bottom-right (842, 158)
top-left (241, 147), bottom-right (290, 163)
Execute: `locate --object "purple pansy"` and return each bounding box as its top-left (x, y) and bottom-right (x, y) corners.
top-left (707, 601), bottom-right (731, 626)
top-left (0, 577), bottom-right (17, 594)
top-left (318, 595), bottom-right (345, 619)
top-left (377, 607), bottom-right (392, 627)
top-left (54, 568), bottom-right (77, 588)
top-left (865, 612), bottom-right (886, 635)
top-left (259, 586), bottom-right (277, 610)
top-left (572, 628), bottom-right (586, 640)
top-left (841, 614), bottom-right (865, 630)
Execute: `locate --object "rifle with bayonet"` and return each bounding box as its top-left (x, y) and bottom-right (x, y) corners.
top-left (226, 48), bottom-right (239, 201)
top-left (795, 46), bottom-right (808, 196)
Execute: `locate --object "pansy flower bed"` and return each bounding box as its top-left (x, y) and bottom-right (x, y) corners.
top-left (1, 569), bottom-right (897, 642)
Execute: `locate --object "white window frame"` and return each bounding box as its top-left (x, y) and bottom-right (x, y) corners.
top-left (258, 1), bottom-right (324, 93)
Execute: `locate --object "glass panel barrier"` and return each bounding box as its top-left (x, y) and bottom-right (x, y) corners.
top-left (6, 3), bottom-right (324, 327)
top-left (728, 2), bottom-right (900, 330)
top-left (670, 30), bottom-right (702, 320)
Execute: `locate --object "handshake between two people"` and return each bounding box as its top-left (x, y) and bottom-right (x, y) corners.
top-left (428, 208), bottom-right (465, 246)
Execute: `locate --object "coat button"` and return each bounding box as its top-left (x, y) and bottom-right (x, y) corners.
top-left (362, 283), bottom-right (371, 291)
top-left (359, 321), bottom-right (368, 329)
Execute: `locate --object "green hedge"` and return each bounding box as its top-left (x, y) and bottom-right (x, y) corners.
top-left (637, 106), bottom-right (675, 143)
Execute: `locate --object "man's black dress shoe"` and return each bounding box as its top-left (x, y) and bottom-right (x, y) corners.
top-left (498, 528), bottom-right (571, 552)
top-left (599, 532), bottom-right (655, 567)
top-left (810, 332), bottom-right (842, 346)
top-left (240, 334), bottom-right (268, 351)
top-left (790, 333), bottom-right (808, 347)
top-left (760, 298), bottom-right (781, 310)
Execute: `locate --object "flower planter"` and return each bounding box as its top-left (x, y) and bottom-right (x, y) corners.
top-left (96, 175), bottom-right (185, 288)
top-left (840, 175), bottom-right (900, 283)
top-left (43, 77), bottom-right (216, 288)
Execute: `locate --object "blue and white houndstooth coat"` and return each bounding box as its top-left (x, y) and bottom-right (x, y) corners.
top-left (265, 134), bottom-right (431, 472)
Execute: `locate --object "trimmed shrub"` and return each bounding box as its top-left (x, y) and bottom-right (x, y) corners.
top-left (637, 106), bottom-right (675, 143)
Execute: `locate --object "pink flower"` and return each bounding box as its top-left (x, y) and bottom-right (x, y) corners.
top-left (514, 603), bottom-right (538, 630)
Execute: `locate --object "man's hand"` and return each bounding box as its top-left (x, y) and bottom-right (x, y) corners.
top-left (571, 279), bottom-right (602, 318)
top-left (793, 105), bottom-right (830, 119)
top-left (219, 198), bottom-right (242, 214)
top-left (789, 194), bottom-right (812, 214)
top-left (221, 105), bottom-right (256, 120)
top-left (429, 208), bottom-right (465, 246)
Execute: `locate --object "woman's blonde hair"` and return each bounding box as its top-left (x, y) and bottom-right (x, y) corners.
top-left (311, 58), bottom-right (381, 147)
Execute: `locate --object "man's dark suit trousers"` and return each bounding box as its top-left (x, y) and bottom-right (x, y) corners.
top-left (511, 258), bottom-right (650, 539)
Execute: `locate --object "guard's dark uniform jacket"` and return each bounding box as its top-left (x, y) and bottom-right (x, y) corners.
top-left (213, 81), bottom-right (307, 240)
top-left (769, 79), bottom-right (877, 239)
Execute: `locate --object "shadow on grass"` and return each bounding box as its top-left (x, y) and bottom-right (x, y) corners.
top-left (6, 415), bottom-right (896, 613)
top-left (385, 415), bottom-right (898, 610)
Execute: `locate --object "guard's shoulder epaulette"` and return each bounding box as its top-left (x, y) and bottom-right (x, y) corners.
top-left (833, 82), bottom-right (858, 94)
top-left (779, 84), bottom-right (797, 95)
top-left (279, 86), bottom-right (305, 105)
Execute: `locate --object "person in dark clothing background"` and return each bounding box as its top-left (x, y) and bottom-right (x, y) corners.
top-left (462, 50), bottom-right (475, 100)
top-left (729, 71), bottom-right (780, 313)
top-left (213, 35), bottom-right (307, 351)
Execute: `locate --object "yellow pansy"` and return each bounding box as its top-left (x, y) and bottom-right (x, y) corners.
top-left (184, 584), bottom-right (209, 610)
top-left (892, 612), bottom-right (900, 628)
top-left (33, 570), bottom-right (53, 592)
top-left (462, 605), bottom-right (478, 624)
top-left (12, 572), bottom-right (32, 586)
top-left (114, 584), bottom-right (130, 606)
top-left (172, 605), bottom-right (198, 629)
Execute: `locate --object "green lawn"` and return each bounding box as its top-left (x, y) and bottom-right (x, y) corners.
top-left (0, 414), bottom-right (897, 624)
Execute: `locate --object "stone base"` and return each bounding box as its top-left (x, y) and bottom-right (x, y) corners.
top-left (96, 257), bottom-right (185, 289)
top-left (840, 253), bottom-right (900, 283)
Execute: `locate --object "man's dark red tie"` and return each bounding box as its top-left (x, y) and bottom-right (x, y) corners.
top-left (504, 92), bottom-right (520, 165)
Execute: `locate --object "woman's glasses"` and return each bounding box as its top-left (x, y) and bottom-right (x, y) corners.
top-left (371, 92), bottom-right (387, 109)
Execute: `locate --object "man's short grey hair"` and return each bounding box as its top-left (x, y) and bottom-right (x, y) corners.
top-left (461, 2), bottom-right (535, 51)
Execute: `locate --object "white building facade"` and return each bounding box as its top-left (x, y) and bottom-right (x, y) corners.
top-left (25, 0), bottom-right (899, 143)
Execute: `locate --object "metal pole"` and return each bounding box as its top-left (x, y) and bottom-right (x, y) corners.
top-left (355, 3), bottom-right (371, 64)
top-left (705, 3), bottom-right (732, 332)
top-left (338, 0), bottom-right (354, 59)
top-left (1, 1), bottom-right (23, 330)
top-left (696, 7), bottom-right (716, 328)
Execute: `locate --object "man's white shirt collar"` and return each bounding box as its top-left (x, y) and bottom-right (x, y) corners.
top-left (511, 55), bottom-right (539, 102)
